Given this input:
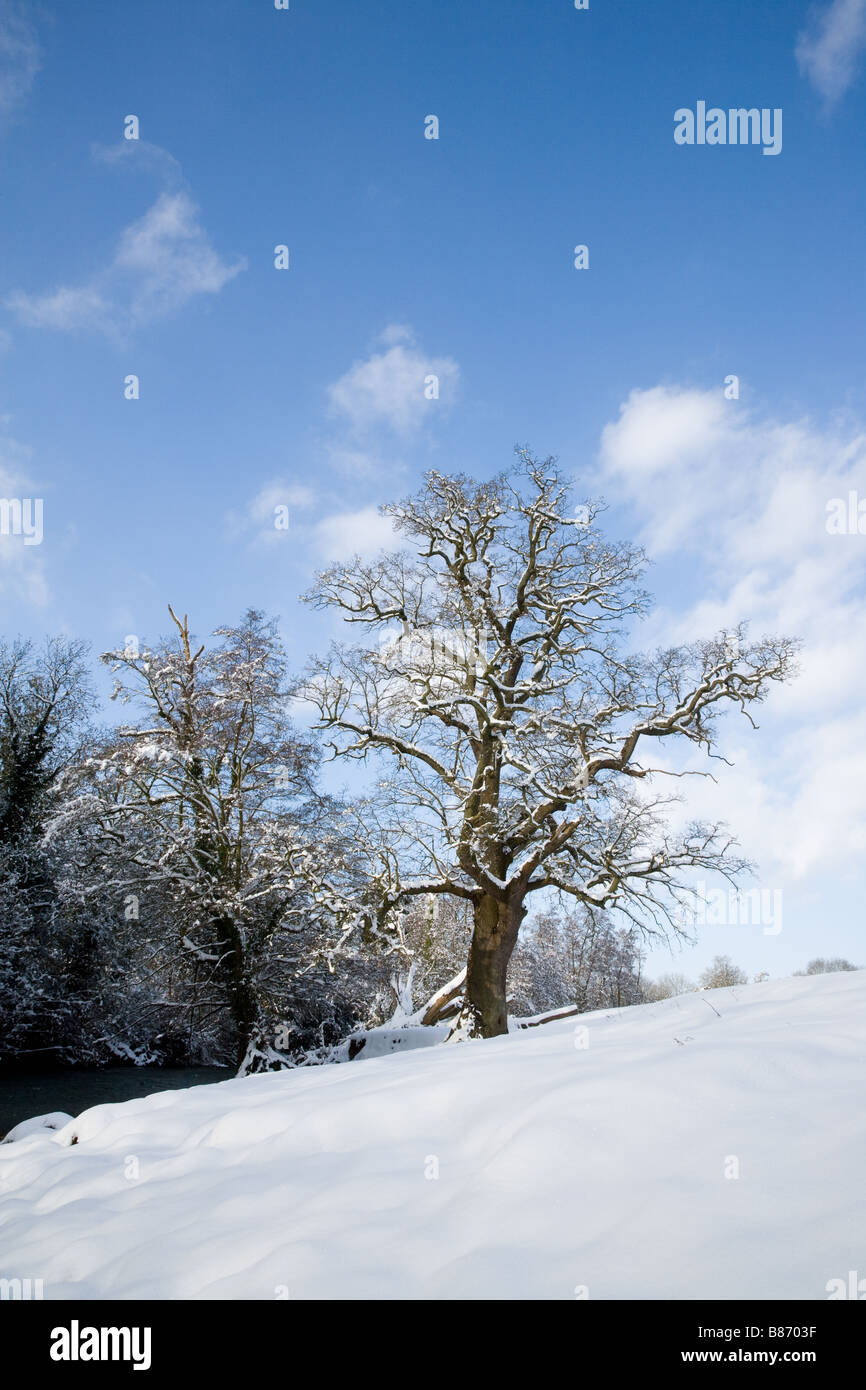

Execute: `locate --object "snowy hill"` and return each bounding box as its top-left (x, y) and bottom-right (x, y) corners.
top-left (1, 972), bottom-right (864, 1300)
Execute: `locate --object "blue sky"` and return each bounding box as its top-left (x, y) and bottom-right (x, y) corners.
top-left (1, 0), bottom-right (865, 983)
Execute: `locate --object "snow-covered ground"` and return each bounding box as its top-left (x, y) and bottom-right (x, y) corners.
top-left (1, 972), bottom-right (864, 1300)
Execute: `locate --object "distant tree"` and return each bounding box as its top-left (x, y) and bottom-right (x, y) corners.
top-left (509, 904), bottom-right (644, 1015)
top-left (699, 954), bottom-right (747, 989)
top-left (380, 893), bottom-right (472, 1022)
top-left (797, 957), bottom-right (858, 976)
top-left (643, 971), bottom-right (696, 1001)
top-left (304, 452), bottom-right (798, 1038)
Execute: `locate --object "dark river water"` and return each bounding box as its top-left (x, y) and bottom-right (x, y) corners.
top-left (0, 1067), bottom-right (233, 1139)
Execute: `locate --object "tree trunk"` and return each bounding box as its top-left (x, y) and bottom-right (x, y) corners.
top-left (461, 893), bottom-right (525, 1038)
top-left (216, 918), bottom-right (259, 1069)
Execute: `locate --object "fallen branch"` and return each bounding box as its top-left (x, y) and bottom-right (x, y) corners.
top-left (514, 1004), bottom-right (582, 1029)
top-left (420, 967), bottom-right (467, 1026)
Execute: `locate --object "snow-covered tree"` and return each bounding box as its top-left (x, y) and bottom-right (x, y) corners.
top-left (699, 955), bottom-right (748, 989)
top-left (0, 637), bottom-right (96, 1063)
top-left (303, 451), bottom-right (798, 1039)
top-left (0, 636), bottom-right (93, 844)
top-left (374, 892), bottom-right (473, 1025)
top-left (94, 607), bottom-right (346, 1069)
top-left (509, 904), bottom-right (644, 1015)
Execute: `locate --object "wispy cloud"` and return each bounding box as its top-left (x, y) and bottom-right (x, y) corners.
top-left (237, 327), bottom-right (457, 562)
top-left (92, 138), bottom-right (183, 186)
top-left (598, 384), bottom-right (866, 881)
top-left (115, 190), bottom-right (245, 323)
top-left (314, 506), bottom-right (397, 560)
top-left (6, 144), bottom-right (246, 337)
top-left (9, 284), bottom-right (112, 334)
top-left (0, 1), bottom-right (40, 118)
top-left (328, 325), bottom-right (459, 438)
top-left (322, 444), bottom-right (390, 480)
top-left (231, 480), bottom-right (317, 547)
top-left (235, 478), bottom-right (398, 561)
top-left (796, 0), bottom-right (866, 106)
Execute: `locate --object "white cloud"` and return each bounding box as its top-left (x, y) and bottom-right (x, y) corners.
top-left (662, 713), bottom-right (866, 884)
top-left (237, 479), bottom-right (400, 561)
top-left (314, 506), bottom-right (397, 560)
top-left (600, 386), bottom-right (728, 481)
top-left (7, 176), bottom-right (245, 337)
top-left (92, 139), bottom-right (183, 187)
top-left (8, 285), bottom-right (112, 334)
top-left (116, 192), bottom-right (244, 321)
top-left (328, 327), bottom-right (459, 437)
top-left (597, 384), bottom-right (866, 883)
top-left (246, 481), bottom-right (316, 523)
top-left (234, 480), bottom-right (316, 546)
top-left (376, 323), bottom-right (415, 346)
top-left (0, 2), bottom-right (40, 117)
top-left (796, 0), bottom-right (866, 105)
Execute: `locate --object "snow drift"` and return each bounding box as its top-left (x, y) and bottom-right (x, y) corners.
top-left (1, 971), bottom-right (864, 1300)
top-left (1, 1111), bottom-right (73, 1144)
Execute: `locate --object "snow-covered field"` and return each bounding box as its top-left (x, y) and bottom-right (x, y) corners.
top-left (1, 972), bottom-right (864, 1300)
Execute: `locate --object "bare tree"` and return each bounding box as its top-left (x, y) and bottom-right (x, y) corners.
top-left (797, 957), bottom-right (859, 975)
top-left (510, 903), bottom-right (644, 1015)
top-left (643, 972), bottom-right (696, 1001)
top-left (699, 955), bottom-right (748, 989)
top-left (303, 452), bottom-right (798, 1039)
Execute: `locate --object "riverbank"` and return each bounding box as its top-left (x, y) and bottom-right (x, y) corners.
top-left (0, 1067), bottom-right (233, 1139)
